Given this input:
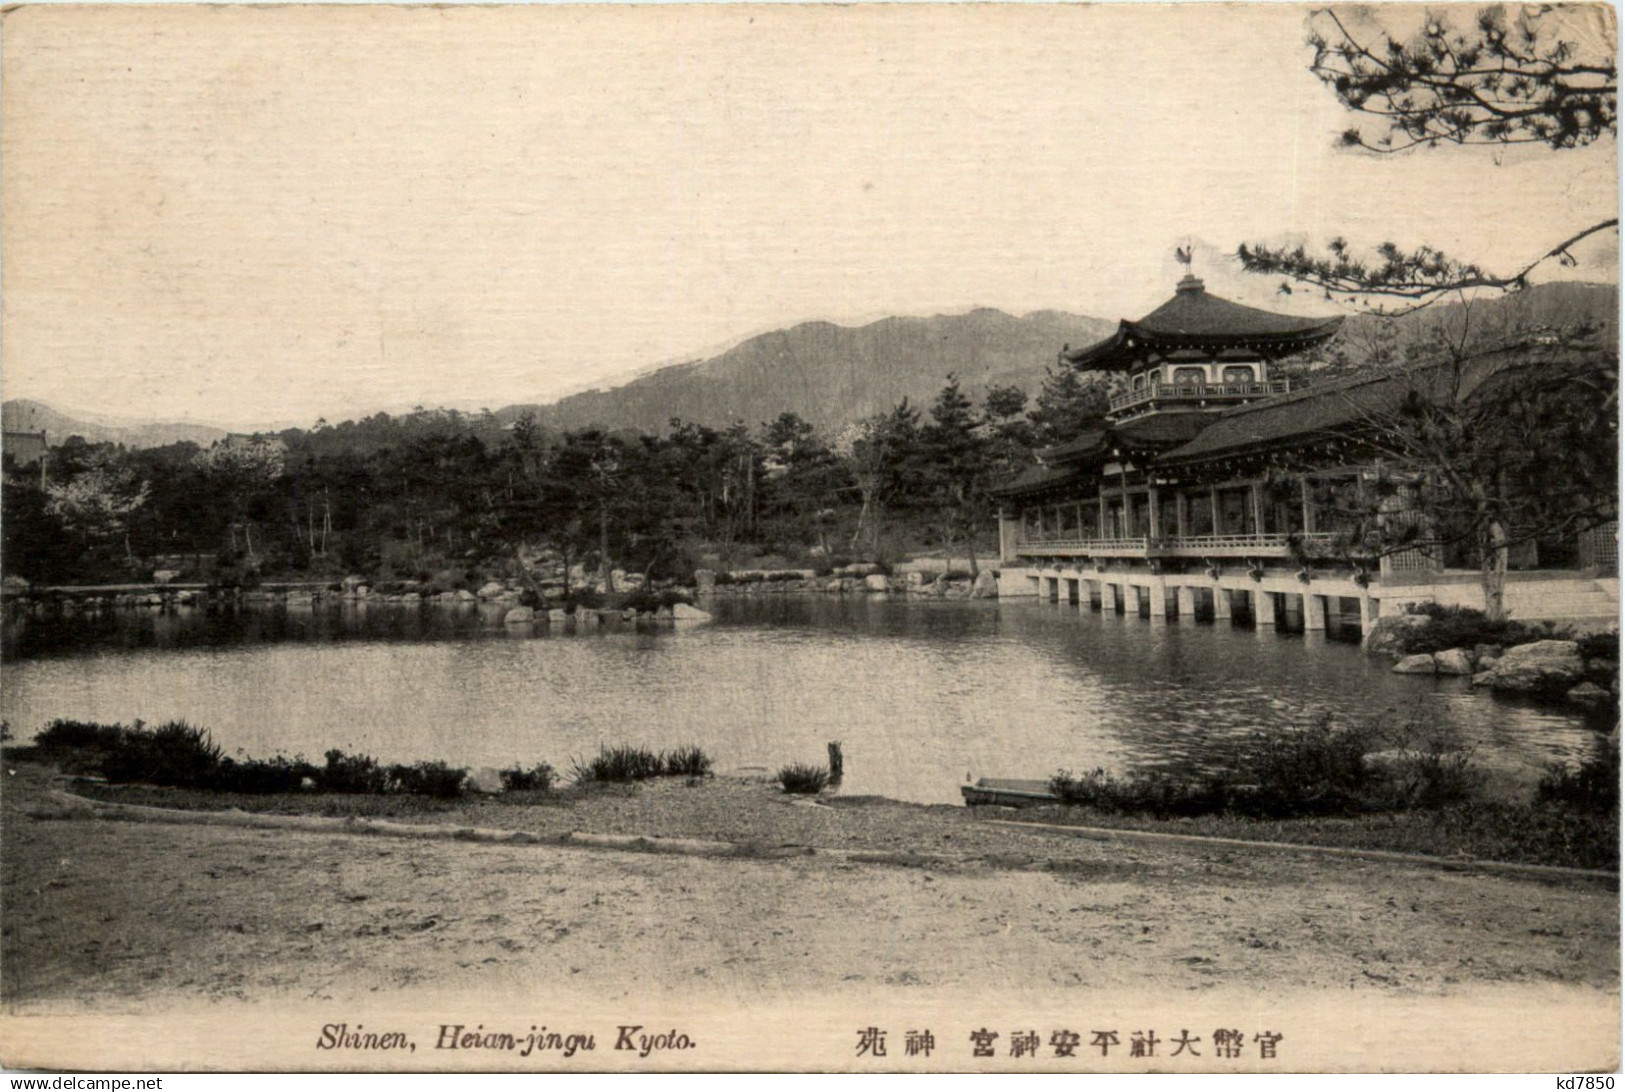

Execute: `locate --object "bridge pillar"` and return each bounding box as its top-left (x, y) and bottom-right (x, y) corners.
top-left (1304, 592), bottom-right (1327, 631)
top-left (1254, 589), bottom-right (1278, 627)
top-left (1175, 585), bottom-right (1197, 618)
top-left (1212, 586), bottom-right (1232, 621)
top-left (1147, 581), bottom-right (1169, 622)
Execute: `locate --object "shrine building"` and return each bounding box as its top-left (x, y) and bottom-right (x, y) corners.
top-left (989, 274), bottom-right (1618, 635)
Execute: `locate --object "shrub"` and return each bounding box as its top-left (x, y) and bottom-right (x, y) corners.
top-left (213, 755), bottom-right (321, 794)
top-left (1233, 716), bottom-right (1378, 818)
top-left (319, 749), bottom-right (388, 794)
top-left (1577, 630), bottom-right (1619, 662)
top-left (34, 719), bottom-right (130, 753)
top-left (765, 570), bottom-right (804, 583)
top-left (518, 587), bottom-right (543, 608)
top-left (777, 763), bottom-right (829, 794)
top-left (565, 588), bottom-right (605, 613)
top-left (623, 586), bottom-right (694, 614)
top-left (662, 745), bottom-right (714, 778)
top-left (1398, 603), bottom-right (1564, 656)
top-left (1049, 715), bottom-right (1485, 821)
top-left (940, 568), bottom-right (974, 582)
top-left (1537, 735), bottom-right (1620, 815)
top-left (98, 721), bottom-right (224, 787)
top-left (501, 763), bottom-right (557, 793)
top-left (572, 745), bottom-right (666, 784)
top-left (1049, 767), bottom-right (1227, 818)
top-left (385, 760), bottom-right (468, 799)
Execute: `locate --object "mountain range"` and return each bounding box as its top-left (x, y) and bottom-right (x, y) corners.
top-left (493, 308), bottom-right (1119, 434)
top-left (1, 399), bottom-right (230, 449)
top-left (4, 281), bottom-right (1615, 449)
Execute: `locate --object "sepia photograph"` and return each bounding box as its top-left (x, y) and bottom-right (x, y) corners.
top-left (0, 0), bottom-right (1619, 1074)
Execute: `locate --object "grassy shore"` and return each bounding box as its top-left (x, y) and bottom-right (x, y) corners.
top-left (28, 758), bottom-right (1616, 871)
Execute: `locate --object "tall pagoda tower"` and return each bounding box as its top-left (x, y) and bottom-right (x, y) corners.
top-left (1065, 274), bottom-right (1343, 422)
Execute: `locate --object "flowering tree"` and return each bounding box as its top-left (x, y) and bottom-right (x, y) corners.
top-left (45, 459), bottom-right (151, 565)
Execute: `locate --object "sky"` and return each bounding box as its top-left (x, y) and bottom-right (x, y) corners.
top-left (2, 2), bottom-right (1618, 429)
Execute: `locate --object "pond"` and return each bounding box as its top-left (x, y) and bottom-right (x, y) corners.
top-left (0, 595), bottom-right (1607, 805)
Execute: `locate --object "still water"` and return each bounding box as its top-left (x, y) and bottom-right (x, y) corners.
top-left (1, 596), bottom-right (1606, 804)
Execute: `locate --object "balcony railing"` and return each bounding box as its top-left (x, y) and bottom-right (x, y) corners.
top-left (1109, 378), bottom-right (1292, 414)
top-left (1015, 531), bottom-right (1343, 559)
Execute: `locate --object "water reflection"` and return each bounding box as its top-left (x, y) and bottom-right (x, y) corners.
top-left (0, 595), bottom-right (1607, 805)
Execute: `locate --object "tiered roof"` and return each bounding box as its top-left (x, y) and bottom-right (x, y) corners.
top-left (1061, 276), bottom-right (1343, 372)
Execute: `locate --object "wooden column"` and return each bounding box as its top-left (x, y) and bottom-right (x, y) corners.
top-left (1300, 476), bottom-right (1317, 534)
top-left (1147, 485), bottom-right (1162, 539)
top-left (1209, 486), bottom-right (1222, 534)
top-left (1098, 493), bottom-right (1109, 538)
top-left (1250, 481), bottom-right (1266, 536)
top-left (1175, 492), bottom-right (1189, 538)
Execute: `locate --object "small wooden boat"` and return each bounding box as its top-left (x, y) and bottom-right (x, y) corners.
top-left (960, 777), bottom-right (1060, 807)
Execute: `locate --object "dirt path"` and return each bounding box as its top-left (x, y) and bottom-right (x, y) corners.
top-left (3, 766), bottom-right (1616, 1011)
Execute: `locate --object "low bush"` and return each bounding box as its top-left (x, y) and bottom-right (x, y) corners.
top-left (1398, 603), bottom-right (1565, 656)
top-left (778, 763), bottom-right (830, 794)
top-left (765, 570), bottom-right (804, 583)
top-left (622, 586), bottom-right (693, 614)
top-left (34, 718), bottom-right (131, 753)
top-left (564, 588), bottom-right (605, 612)
top-left (1577, 630), bottom-right (1619, 662)
top-left (213, 755), bottom-right (320, 794)
top-left (385, 760), bottom-right (468, 799)
top-left (572, 744), bottom-right (666, 784)
top-left (1536, 735), bottom-right (1619, 815)
top-left (940, 568), bottom-right (974, 582)
top-left (319, 748), bottom-right (389, 794)
top-left (98, 721), bottom-right (223, 788)
top-left (1051, 714), bottom-right (1485, 821)
top-left (662, 745), bottom-right (714, 778)
top-left (501, 762), bottom-right (557, 793)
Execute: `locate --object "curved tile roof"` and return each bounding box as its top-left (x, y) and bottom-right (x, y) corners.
top-left (1063, 278), bottom-right (1344, 371)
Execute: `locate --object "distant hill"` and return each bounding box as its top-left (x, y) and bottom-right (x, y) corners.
top-left (7, 283), bottom-right (1613, 451)
top-left (496, 308), bottom-right (1119, 434)
top-left (1, 399), bottom-right (230, 449)
top-left (1337, 280), bottom-right (1619, 357)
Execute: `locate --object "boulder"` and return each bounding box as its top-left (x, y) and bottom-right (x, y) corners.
top-left (671, 602), bottom-right (712, 622)
top-left (503, 606), bottom-right (536, 625)
top-left (465, 767), bottom-right (505, 795)
top-left (841, 563), bottom-right (881, 577)
top-left (1477, 639), bottom-right (1586, 696)
top-left (1566, 682), bottom-right (1614, 710)
top-left (548, 608), bottom-right (570, 623)
top-left (1473, 644), bottom-right (1503, 665)
top-left (1433, 648), bottom-right (1476, 676)
top-left (343, 575), bottom-right (367, 590)
top-left (152, 569), bottom-right (181, 585)
top-left (1363, 614), bottom-right (1431, 658)
top-left (477, 581), bottom-right (507, 599)
top-left (455, 588), bottom-right (477, 602)
top-left (906, 571), bottom-right (927, 587)
top-left (1392, 653), bottom-right (1438, 675)
top-left (864, 574), bottom-right (890, 593)
top-left (694, 569), bottom-right (717, 592)
top-left (1471, 671), bottom-right (1496, 688)
top-left (970, 571), bottom-right (999, 599)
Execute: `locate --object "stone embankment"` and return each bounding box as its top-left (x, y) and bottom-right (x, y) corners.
top-left (695, 565), bottom-right (999, 600)
top-left (1367, 615), bottom-right (1618, 712)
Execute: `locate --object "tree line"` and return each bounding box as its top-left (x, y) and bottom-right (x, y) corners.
top-left (1, 364), bottom-right (1112, 589)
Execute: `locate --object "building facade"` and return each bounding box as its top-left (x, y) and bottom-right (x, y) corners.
top-left (992, 276), bottom-right (1618, 634)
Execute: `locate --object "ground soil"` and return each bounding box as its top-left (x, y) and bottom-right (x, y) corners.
top-left (2, 763), bottom-right (1617, 1015)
